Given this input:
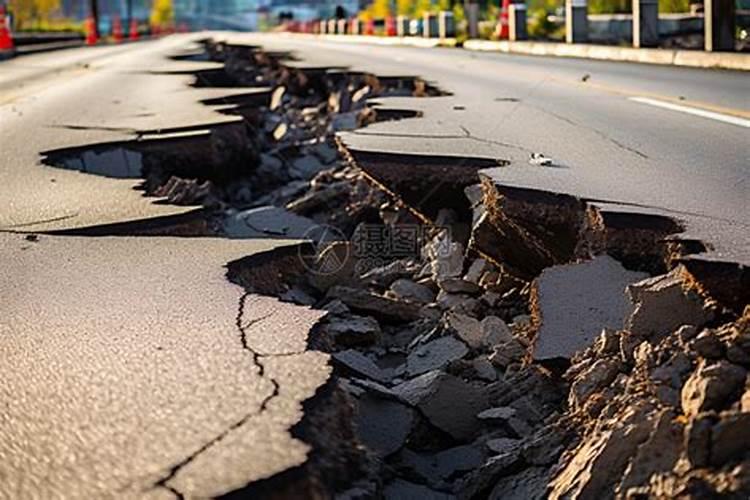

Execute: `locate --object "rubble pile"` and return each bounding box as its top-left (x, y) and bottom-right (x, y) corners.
top-left (142, 41), bottom-right (444, 237)
top-left (278, 218), bottom-right (566, 498)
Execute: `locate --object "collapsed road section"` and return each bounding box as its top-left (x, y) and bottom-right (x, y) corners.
top-left (3, 34), bottom-right (749, 499)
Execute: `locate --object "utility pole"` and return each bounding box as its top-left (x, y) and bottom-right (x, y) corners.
top-left (90, 0), bottom-right (99, 37)
top-left (127, 0), bottom-right (133, 26)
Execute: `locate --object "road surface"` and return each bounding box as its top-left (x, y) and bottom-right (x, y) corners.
top-left (0, 36), bottom-right (329, 498)
top-left (223, 33), bottom-right (749, 267)
top-left (0, 32), bottom-right (747, 497)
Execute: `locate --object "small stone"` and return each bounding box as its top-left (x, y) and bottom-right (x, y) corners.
top-left (569, 358), bottom-right (621, 409)
top-left (324, 314), bottom-right (381, 347)
top-left (487, 437), bottom-right (522, 454)
top-left (289, 154), bottom-right (324, 180)
top-left (272, 122), bottom-right (288, 141)
top-left (439, 277), bottom-right (481, 295)
top-left (328, 286), bottom-right (423, 322)
top-left (710, 411), bottom-right (750, 466)
top-left (360, 259), bottom-right (418, 287)
top-left (269, 85), bottom-right (285, 110)
top-left (406, 336), bottom-right (469, 376)
top-left (393, 370), bottom-right (489, 440)
top-left (309, 141), bottom-right (338, 164)
top-left (389, 279), bottom-right (436, 304)
top-left (355, 392), bottom-right (416, 457)
top-left (472, 356), bottom-right (498, 381)
top-left (464, 258), bottom-right (492, 284)
top-left (594, 329), bottom-right (620, 356)
top-left (426, 232), bottom-right (464, 283)
top-left (489, 340), bottom-right (526, 368)
top-left (321, 299), bottom-right (349, 315)
top-left (690, 330), bottom-right (725, 359)
top-left (333, 349), bottom-right (390, 383)
top-left (478, 406), bottom-right (517, 422)
top-left (435, 290), bottom-right (478, 315)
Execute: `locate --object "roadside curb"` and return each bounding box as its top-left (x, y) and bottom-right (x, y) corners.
top-left (280, 32), bottom-right (458, 48)
top-left (463, 39), bottom-right (750, 71)
top-left (281, 33), bottom-right (749, 71)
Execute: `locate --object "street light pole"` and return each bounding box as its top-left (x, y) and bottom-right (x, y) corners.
top-left (90, 0), bottom-right (99, 36)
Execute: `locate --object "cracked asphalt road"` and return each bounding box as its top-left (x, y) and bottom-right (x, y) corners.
top-left (217, 33), bottom-right (749, 268)
top-left (1, 32), bottom-right (747, 498)
top-left (0, 36), bottom-right (330, 498)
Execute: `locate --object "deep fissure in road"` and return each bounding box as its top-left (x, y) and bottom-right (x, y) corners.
top-left (37, 39), bottom-right (750, 498)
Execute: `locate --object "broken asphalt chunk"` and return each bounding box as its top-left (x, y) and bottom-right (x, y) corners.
top-left (393, 370), bottom-right (489, 441)
top-left (532, 255), bottom-right (648, 361)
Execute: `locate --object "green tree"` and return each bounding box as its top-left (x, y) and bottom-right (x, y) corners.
top-left (396, 0), bottom-right (413, 15)
top-left (150, 0), bottom-right (174, 27)
top-left (9, 0), bottom-right (61, 30)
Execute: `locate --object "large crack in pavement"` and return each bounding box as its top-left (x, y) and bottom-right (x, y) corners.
top-left (7, 34), bottom-right (749, 498)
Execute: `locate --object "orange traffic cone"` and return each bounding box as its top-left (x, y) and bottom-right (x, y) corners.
top-left (128, 19), bottom-right (139, 41)
top-left (85, 16), bottom-right (98, 45)
top-left (112, 16), bottom-right (123, 43)
top-left (385, 15), bottom-right (396, 36)
top-left (496, 0), bottom-right (510, 39)
top-left (0, 8), bottom-right (15, 56)
top-left (364, 19), bottom-right (374, 36)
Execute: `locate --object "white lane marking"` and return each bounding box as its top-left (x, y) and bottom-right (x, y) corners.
top-left (628, 96), bottom-right (750, 129)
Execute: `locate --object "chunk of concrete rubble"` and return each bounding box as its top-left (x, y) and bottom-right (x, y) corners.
top-left (464, 258), bottom-right (492, 285)
top-left (477, 406), bottom-right (517, 423)
top-left (445, 312), bottom-right (514, 349)
top-left (436, 291), bottom-right (479, 315)
top-left (333, 350), bottom-right (391, 383)
top-left (568, 358), bottom-right (622, 409)
top-left (439, 278), bottom-right (481, 295)
top-left (289, 154), bottom-right (324, 180)
top-left (471, 356), bottom-right (498, 381)
top-left (680, 359), bottom-right (746, 417)
top-left (399, 444), bottom-right (484, 486)
top-left (269, 85), bottom-right (285, 110)
top-left (360, 259), bottom-right (419, 287)
top-left (488, 339), bottom-right (526, 368)
top-left (426, 232), bottom-right (465, 284)
top-left (617, 409), bottom-right (683, 494)
top-left (406, 336), bottom-right (469, 376)
top-left (455, 448), bottom-right (522, 499)
top-left (309, 141), bottom-right (338, 164)
top-left (389, 279), bottom-right (436, 304)
top-left (489, 466), bottom-right (550, 500)
top-left (223, 206), bottom-right (322, 239)
top-left (393, 370), bottom-right (489, 441)
top-left (486, 438), bottom-right (522, 455)
top-left (355, 392), bottom-right (416, 457)
top-left (549, 403), bottom-right (655, 499)
top-left (627, 268), bottom-right (711, 340)
top-left (532, 256), bottom-right (648, 361)
top-left (709, 411), bottom-right (750, 466)
top-left (383, 479), bottom-right (454, 500)
top-left (327, 286), bottom-right (423, 322)
top-left (324, 314), bottom-right (381, 347)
